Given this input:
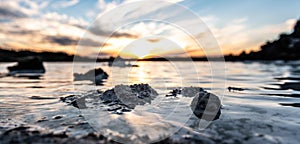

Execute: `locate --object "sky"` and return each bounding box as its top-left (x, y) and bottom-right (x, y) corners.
top-left (0, 0), bottom-right (299, 58)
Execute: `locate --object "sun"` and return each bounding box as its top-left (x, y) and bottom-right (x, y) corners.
top-left (120, 38), bottom-right (157, 59)
top-left (112, 36), bottom-right (184, 59)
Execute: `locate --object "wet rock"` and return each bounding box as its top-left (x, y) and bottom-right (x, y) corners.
top-left (190, 92), bottom-right (221, 121)
top-left (52, 115), bottom-right (63, 120)
top-left (30, 96), bottom-right (56, 100)
top-left (0, 126), bottom-right (118, 144)
top-left (74, 68), bottom-right (108, 85)
top-left (60, 95), bottom-right (87, 109)
top-left (182, 87), bottom-right (205, 97)
top-left (101, 89), bottom-right (118, 103)
top-left (101, 83), bottom-right (158, 110)
top-left (227, 86), bottom-right (245, 92)
top-left (7, 56), bottom-right (46, 76)
top-left (166, 87), bottom-right (221, 120)
top-left (166, 87), bottom-right (205, 97)
top-left (166, 88), bottom-right (181, 97)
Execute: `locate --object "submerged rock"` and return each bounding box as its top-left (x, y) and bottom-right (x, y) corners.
top-left (101, 84), bottom-right (158, 109)
top-left (191, 92), bottom-right (221, 121)
top-left (74, 68), bottom-right (108, 85)
top-left (167, 87), bottom-right (221, 121)
top-left (7, 56), bottom-right (45, 76)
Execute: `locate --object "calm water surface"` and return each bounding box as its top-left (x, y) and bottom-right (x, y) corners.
top-left (0, 61), bottom-right (299, 143)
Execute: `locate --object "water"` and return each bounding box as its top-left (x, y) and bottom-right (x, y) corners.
top-left (0, 61), bottom-right (299, 143)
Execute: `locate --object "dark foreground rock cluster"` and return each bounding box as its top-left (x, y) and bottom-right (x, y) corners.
top-left (0, 125), bottom-right (215, 144)
top-left (61, 84), bottom-right (221, 121)
top-left (0, 126), bottom-right (116, 144)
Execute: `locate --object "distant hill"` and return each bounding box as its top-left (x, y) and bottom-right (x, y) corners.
top-left (0, 48), bottom-right (93, 62)
top-left (225, 19), bottom-right (300, 61)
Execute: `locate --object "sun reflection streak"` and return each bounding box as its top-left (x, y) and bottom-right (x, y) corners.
top-left (128, 62), bottom-right (151, 84)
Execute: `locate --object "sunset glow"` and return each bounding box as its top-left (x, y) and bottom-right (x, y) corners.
top-left (0, 0), bottom-right (299, 58)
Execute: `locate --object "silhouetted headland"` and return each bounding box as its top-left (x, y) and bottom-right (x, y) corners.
top-left (225, 19), bottom-right (300, 61)
top-left (0, 48), bottom-right (93, 62)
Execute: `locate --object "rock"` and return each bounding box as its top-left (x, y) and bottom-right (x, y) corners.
top-left (52, 115), bottom-right (63, 119)
top-left (182, 87), bottom-right (205, 97)
top-left (166, 87), bottom-right (205, 97)
top-left (60, 95), bottom-right (87, 109)
top-left (227, 86), bottom-right (245, 92)
top-left (166, 88), bottom-right (181, 97)
top-left (190, 92), bottom-right (221, 121)
top-left (74, 68), bottom-right (108, 85)
top-left (101, 89), bottom-right (118, 103)
top-left (7, 56), bottom-right (45, 76)
top-left (166, 87), bottom-right (221, 120)
top-left (101, 83), bottom-right (158, 109)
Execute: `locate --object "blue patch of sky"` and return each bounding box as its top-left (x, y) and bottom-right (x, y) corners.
top-left (180, 0), bottom-right (300, 28)
top-left (34, 0), bottom-right (300, 29)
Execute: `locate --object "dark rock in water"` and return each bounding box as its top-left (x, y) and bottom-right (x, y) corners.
top-left (166, 87), bottom-right (205, 97)
top-left (228, 86), bottom-right (245, 92)
top-left (101, 89), bottom-right (118, 103)
top-left (0, 126), bottom-right (118, 144)
top-left (7, 56), bottom-right (45, 76)
top-left (166, 88), bottom-right (181, 97)
top-left (166, 87), bottom-right (221, 120)
top-left (74, 68), bottom-right (108, 85)
top-left (191, 92), bottom-right (221, 121)
top-left (30, 96), bottom-right (56, 100)
top-left (52, 115), bottom-right (63, 120)
top-left (101, 84), bottom-right (158, 109)
top-left (182, 87), bottom-right (205, 97)
top-left (60, 95), bottom-right (87, 109)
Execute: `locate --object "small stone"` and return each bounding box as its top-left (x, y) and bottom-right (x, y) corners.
top-left (190, 92), bottom-right (221, 121)
top-left (52, 115), bottom-right (63, 120)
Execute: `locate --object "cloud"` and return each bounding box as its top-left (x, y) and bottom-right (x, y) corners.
top-left (80, 38), bottom-right (110, 47)
top-left (89, 25), bottom-right (139, 38)
top-left (43, 12), bottom-right (88, 28)
top-left (200, 17), bottom-right (298, 55)
top-left (43, 36), bottom-right (78, 46)
top-left (52, 0), bottom-right (80, 8)
top-left (0, 6), bottom-right (27, 19)
top-left (0, 0), bottom-right (48, 20)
